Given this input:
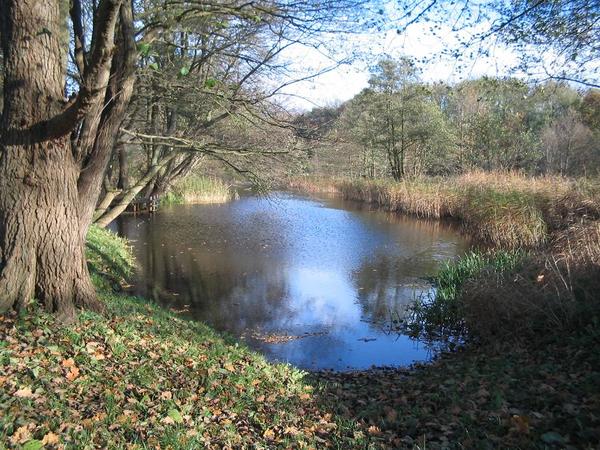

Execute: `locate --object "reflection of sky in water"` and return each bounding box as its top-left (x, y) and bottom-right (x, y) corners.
top-left (280, 267), bottom-right (360, 330)
top-left (114, 192), bottom-right (469, 370)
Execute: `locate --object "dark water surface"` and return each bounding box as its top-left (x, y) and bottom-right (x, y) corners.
top-left (114, 192), bottom-right (469, 371)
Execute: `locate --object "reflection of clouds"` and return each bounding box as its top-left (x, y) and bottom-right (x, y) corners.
top-left (116, 193), bottom-right (470, 370)
top-left (285, 267), bottom-right (360, 328)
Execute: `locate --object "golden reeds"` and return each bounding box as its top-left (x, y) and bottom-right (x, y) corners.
top-left (290, 172), bottom-right (600, 249)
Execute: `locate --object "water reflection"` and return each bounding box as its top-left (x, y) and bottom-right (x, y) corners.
top-left (114, 192), bottom-right (469, 370)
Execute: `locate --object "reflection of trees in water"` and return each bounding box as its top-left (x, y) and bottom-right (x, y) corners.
top-left (118, 216), bottom-right (293, 335)
top-left (330, 196), bottom-right (465, 241)
top-left (352, 250), bottom-right (440, 328)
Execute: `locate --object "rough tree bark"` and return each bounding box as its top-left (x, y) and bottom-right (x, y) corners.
top-left (0, 0), bottom-right (125, 318)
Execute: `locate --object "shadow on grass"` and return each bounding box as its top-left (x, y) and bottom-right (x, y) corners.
top-left (307, 337), bottom-right (600, 449)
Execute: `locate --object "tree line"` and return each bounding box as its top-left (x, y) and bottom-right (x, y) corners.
top-left (295, 58), bottom-right (600, 179)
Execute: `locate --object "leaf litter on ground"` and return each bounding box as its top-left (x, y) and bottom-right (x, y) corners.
top-left (1, 291), bottom-right (599, 449)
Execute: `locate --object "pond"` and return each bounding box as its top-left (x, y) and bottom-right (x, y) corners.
top-left (113, 192), bottom-right (469, 371)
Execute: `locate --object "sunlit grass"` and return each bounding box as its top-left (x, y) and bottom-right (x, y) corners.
top-left (86, 225), bottom-right (136, 290)
top-left (162, 176), bottom-right (237, 205)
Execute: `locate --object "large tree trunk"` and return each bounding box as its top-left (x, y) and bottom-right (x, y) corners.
top-left (0, 0), bottom-right (99, 318)
top-left (0, 0), bottom-right (124, 318)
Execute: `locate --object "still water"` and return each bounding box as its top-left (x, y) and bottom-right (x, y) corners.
top-left (114, 192), bottom-right (469, 371)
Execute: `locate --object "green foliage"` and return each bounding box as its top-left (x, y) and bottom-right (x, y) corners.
top-left (312, 75), bottom-right (598, 178)
top-left (204, 78), bottom-right (217, 88)
top-left (137, 42), bottom-right (151, 56)
top-left (160, 191), bottom-right (185, 206)
top-left (85, 225), bottom-right (136, 290)
top-left (178, 66), bottom-right (190, 77)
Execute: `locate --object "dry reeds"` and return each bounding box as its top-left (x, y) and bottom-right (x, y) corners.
top-left (461, 222), bottom-right (600, 342)
top-left (164, 176), bottom-right (237, 205)
top-left (290, 172), bottom-right (600, 249)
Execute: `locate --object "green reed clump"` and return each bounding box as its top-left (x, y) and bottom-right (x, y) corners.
top-left (160, 191), bottom-right (184, 205)
top-left (407, 250), bottom-right (525, 339)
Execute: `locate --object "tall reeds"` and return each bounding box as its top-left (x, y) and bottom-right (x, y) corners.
top-left (162, 176), bottom-right (237, 205)
top-left (291, 171), bottom-right (600, 249)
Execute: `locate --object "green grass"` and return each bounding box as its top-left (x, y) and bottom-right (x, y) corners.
top-left (0, 293), bottom-right (373, 449)
top-left (86, 225), bottom-right (136, 291)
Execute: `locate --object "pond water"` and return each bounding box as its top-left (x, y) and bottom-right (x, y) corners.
top-left (113, 192), bottom-right (469, 371)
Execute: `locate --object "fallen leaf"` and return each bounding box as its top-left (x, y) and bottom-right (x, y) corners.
top-left (14, 387), bottom-right (34, 398)
top-left (263, 428), bottom-right (275, 440)
top-left (368, 425), bottom-right (381, 435)
top-left (66, 366), bottom-right (80, 381)
top-left (42, 432), bottom-right (60, 445)
top-left (10, 425), bottom-right (32, 444)
top-left (511, 415), bottom-right (530, 434)
top-left (61, 358), bottom-right (76, 368)
top-left (161, 416), bottom-right (175, 425)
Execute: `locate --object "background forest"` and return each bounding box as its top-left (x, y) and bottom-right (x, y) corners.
top-left (294, 59), bottom-right (600, 179)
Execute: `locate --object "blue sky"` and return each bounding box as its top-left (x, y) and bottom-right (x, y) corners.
top-left (274, 1), bottom-right (598, 111)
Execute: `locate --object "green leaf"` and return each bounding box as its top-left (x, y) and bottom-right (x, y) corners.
top-left (137, 42), bottom-right (151, 57)
top-left (178, 66), bottom-right (190, 77)
top-left (541, 431), bottom-right (565, 445)
top-left (204, 78), bottom-right (217, 88)
top-left (168, 408), bottom-right (184, 424)
top-left (23, 440), bottom-right (44, 450)
top-left (148, 62), bottom-right (159, 71)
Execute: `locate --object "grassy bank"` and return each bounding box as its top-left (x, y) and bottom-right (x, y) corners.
top-left (1, 228), bottom-right (599, 448)
top-left (289, 172), bottom-right (600, 249)
top-left (161, 176), bottom-right (237, 205)
top-left (4, 292), bottom-right (599, 449)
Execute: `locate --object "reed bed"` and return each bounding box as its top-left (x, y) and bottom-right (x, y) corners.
top-left (291, 171), bottom-right (600, 249)
top-left (460, 222), bottom-right (600, 342)
top-left (163, 176), bottom-right (237, 205)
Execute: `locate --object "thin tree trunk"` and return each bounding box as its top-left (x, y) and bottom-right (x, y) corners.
top-left (95, 153), bottom-right (179, 228)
